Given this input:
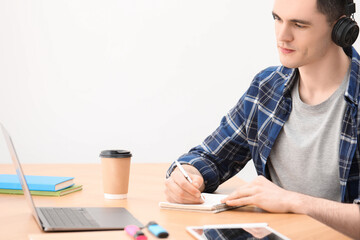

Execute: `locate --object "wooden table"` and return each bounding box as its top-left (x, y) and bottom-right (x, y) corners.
top-left (0, 163), bottom-right (349, 240)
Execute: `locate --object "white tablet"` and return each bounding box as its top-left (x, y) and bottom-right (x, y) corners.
top-left (186, 223), bottom-right (290, 240)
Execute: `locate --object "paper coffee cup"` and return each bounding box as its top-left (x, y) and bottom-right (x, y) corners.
top-left (100, 150), bottom-right (132, 199)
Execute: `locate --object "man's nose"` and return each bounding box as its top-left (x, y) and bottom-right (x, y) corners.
top-left (276, 23), bottom-right (294, 43)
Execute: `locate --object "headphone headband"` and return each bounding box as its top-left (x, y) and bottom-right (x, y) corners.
top-left (345, 0), bottom-right (356, 17)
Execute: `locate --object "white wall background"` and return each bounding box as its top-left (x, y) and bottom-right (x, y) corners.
top-left (0, 0), bottom-right (359, 181)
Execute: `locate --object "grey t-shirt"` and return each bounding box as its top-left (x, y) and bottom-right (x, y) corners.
top-left (268, 70), bottom-right (350, 202)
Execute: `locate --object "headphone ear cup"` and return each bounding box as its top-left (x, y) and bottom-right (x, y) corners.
top-left (332, 17), bottom-right (359, 48)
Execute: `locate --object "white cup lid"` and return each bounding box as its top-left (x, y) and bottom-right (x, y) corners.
top-left (104, 193), bottom-right (127, 199)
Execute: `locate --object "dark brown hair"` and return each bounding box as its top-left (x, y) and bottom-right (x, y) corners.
top-left (317, 0), bottom-right (346, 23)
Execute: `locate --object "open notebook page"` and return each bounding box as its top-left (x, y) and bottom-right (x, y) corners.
top-left (159, 193), bottom-right (237, 213)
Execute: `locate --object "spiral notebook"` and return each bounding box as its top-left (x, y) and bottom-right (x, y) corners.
top-left (159, 193), bottom-right (238, 213)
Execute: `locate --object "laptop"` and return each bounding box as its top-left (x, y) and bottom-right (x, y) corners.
top-left (0, 123), bottom-right (144, 232)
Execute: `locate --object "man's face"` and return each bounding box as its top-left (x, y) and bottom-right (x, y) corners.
top-left (273, 0), bottom-right (336, 69)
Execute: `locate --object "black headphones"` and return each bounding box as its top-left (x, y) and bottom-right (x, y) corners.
top-left (332, 0), bottom-right (359, 48)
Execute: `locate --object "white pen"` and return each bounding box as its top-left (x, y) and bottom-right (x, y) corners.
top-left (174, 160), bottom-right (205, 201)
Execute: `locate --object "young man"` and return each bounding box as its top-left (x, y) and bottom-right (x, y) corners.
top-left (165, 0), bottom-right (360, 238)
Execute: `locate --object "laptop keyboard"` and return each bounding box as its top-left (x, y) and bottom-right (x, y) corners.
top-left (39, 207), bottom-right (100, 228)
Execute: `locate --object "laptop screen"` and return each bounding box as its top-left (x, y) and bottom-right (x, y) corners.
top-left (0, 123), bottom-right (43, 228)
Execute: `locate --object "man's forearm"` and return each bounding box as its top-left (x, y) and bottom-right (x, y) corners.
top-left (221, 176), bottom-right (360, 238)
top-left (291, 193), bottom-right (360, 239)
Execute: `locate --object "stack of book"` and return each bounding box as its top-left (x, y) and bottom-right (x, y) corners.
top-left (0, 174), bottom-right (82, 197)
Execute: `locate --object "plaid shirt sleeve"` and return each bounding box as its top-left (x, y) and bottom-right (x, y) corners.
top-left (165, 65), bottom-right (285, 193)
top-left (167, 93), bottom-right (253, 193)
top-left (166, 65), bottom-right (295, 193)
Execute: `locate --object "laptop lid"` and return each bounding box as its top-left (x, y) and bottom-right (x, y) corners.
top-left (0, 123), bottom-right (43, 228)
top-left (0, 123), bottom-right (145, 232)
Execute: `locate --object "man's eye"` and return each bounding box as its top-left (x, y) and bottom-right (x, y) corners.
top-left (272, 13), bottom-right (280, 21)
top-left (295, 23), bottom-right (306, 28)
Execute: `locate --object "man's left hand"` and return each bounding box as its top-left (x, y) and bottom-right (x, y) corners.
top-left (221, 175), bottom-right (298, 213)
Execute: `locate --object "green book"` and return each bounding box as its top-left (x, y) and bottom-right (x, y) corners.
top-left (0, 184), bottom-right (82, 197)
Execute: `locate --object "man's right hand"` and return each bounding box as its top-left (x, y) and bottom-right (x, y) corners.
top-left (165, 164), bottom-right (205, 204)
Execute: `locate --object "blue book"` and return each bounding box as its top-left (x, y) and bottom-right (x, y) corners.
top-left (0, 174), bottom-right (74, 191)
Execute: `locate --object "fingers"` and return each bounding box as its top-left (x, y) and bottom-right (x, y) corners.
top-left (221, 184), bottom-right (257, 205)
top-left (220, 176), bottom-right (268, 206)
top-left (181, 164), bottom-right (206, 191)
top-left (165, 169), bottom-right (204, 204)
top-left (225, 196), bottom-right (254, 207)
top-left (190, 174), bottom-right (203, 190)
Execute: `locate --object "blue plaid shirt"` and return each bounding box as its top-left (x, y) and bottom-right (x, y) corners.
top-left (168, 47), bottom-right (360, 204)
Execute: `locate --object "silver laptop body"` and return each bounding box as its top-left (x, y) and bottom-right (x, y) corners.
top-left (1, 123), bottom-right (144, 232)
